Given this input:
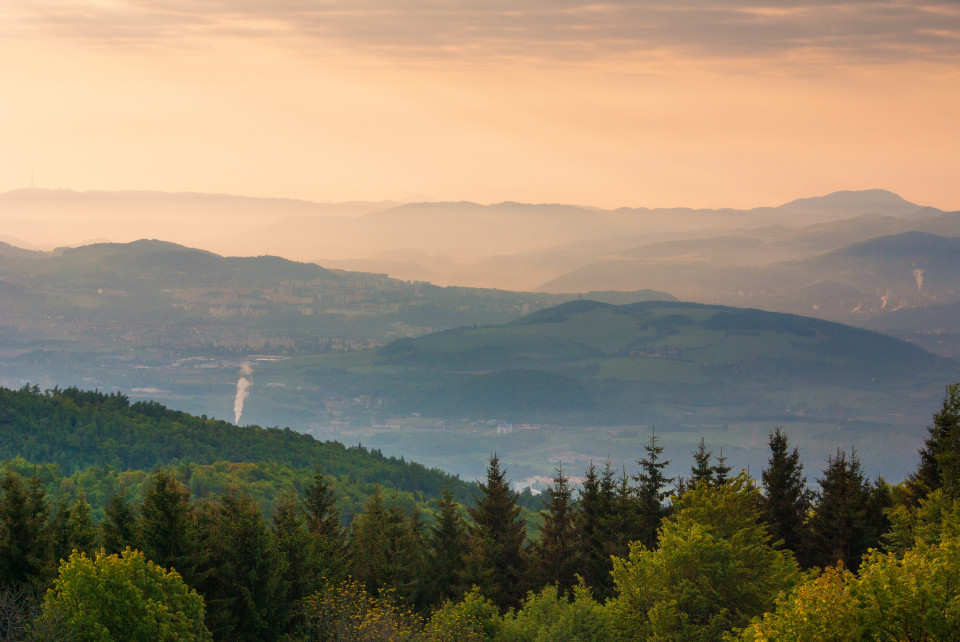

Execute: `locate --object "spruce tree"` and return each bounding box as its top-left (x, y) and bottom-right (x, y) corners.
top-left (634, 428), bottom-right (674, 549)
top-left (100, 489), bottom-right (139, 554)
top-left (809, 449), bottom-right (870, 570)
top-left (572, 463), bottom-right (607, 593)
top-left (713, 447), bottom-right (733, 486)
top-left (760, 428), bottom-right (812, 561)
top-left (913, 382), bottom-right (960, 499)
top-left (302, 468), bottom-right (346, 581)
top-left (468, 454), bottom-right (527, 610)
top-left (272, 491), bottom-right (317, 631)
top-left (424, 487), bottom-right (468, 606)
top-left (0, 472), bottom-right (48, 588)
top-left (690, 437), bottom-right (714, 487)
top-left (195, 489), bottom-right (285, 641)
top-left (534, 465), bottom-right (576, 595)
top-left (139, 469), bottom-right (199, 585)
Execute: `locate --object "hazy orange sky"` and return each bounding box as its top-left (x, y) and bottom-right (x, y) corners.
top-left (2, 1), bottom-right (959, 209)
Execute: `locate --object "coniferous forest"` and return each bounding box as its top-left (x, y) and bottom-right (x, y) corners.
top-left (1, 383), bottom-right (960, 640)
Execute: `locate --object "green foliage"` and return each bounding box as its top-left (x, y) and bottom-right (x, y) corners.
top-left (424, 487), bottom-right (470, 607)
top-left (38, 548), bottom-right (210, 641)
top-left (913, 382), bottom-right (960, 499)
top-left (760, 428), bottom-right (813, 563)
top-left (193, 489), bottom-right (285, 640)
top-left (611, 475), bottom-right (801, 641)
top-left (633, 428), bottom-right (673, 549)
top-left (738, 532), bottom-right (960, 641)
top-left (0, 386), bottom-right (475, 505)
top-left (138, 469), bottom-right (199, 585)
top-left (532, 466), bottom-right (577, 595)
top-left (737, 565), bottom-right (860, 641)
top-left (809, 449), bottom-right (873, 570)
top-left (884, 487), bottom-right (960, 554)
top-left (468, 454), bottom-right (528, 610)
top-left (500, 582), bottom-right (614, 642)
top-left (300, 579), bottom-right (425, 641)
top-left (0, 472), bottom-right (49, 589)
top-left (348, 487), bottom-right (426, 607)
top-left (424, 588), bottom-right (502, 641)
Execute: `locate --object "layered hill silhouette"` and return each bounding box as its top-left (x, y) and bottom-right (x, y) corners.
top-left (255, 299), bottom-right (958, 425)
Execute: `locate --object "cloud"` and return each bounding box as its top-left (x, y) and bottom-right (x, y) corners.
top-left (7, 0), bottom-right (960, 65)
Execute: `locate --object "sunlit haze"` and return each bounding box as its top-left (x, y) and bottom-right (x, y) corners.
top-left (2, 1), bottom-right (959, 210)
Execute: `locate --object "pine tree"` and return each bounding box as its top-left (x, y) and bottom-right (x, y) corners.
top-left (690, 437), bottom-right (714, 487)
top-left (66, 495), bottom-right (98, 557)
top-left (809, 449), bottom-right (871, 570)
top-left (0, 472), bottom-right (48, 588)
top-left (468, 454), bottom-right (527, 610)
top-left (572, 463), bottom-right (607, 594)
top-left (195, 489), bottom-right (285, 641)
top-left (634, 428), bottom-right (674, 549)
top-left (272, 491), bottom-right (317, 631)
top-left (760, 428), bottom-right (813, 561)
top-left (100, 489), bottom-right (139, 554)
top-left (348, 487), bottom-right (425, 605)
top-left (424, 486), bottom-right (468, 606)
top-left (913, 382), bottom-right (960, 499)
top-left (534, 465), bottom-right (576, 595)
top-left (139, 469), bottom-right (199, 585)
top-left (713, 447), bottom-right (733, 486)
top-left (303, 468), bottom-right (346, 581)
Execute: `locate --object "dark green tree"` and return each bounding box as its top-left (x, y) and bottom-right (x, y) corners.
top-left (713, 447), bottom-right (733, 486)
top-left (0, 472), bottom-right (48, 588)
top-left (101, 489), bottom-right (139, 555)
top-left (272, 491), bottom-right (317, 630)
top-left (424, 486), bottom-right (469, 606)
top-left (633, 429), bottom-right (674, 549)
top-left (913, 382), bottom-right (960, 499)
top-left (468, 454), bottom-right (527, 610)
top-left (139, 469), bottom-right (199, 585)
top-left (573, 463), bottom-right (608, 594)
top-left (809, 449), bottom-right (871, 570)
top-left (690, 437), bottom-right (714, 487)
top-left (534, 466), bottom-right (576, 595)
top-left (303, 468), bottom-right (347, 582)
top-left (348, 487), bottom-right (425, 606)
top-left (46, 496), bottom-right (98, 577)
top-left (195, 489), bottom-right (285, 641)
top-left (760, 428), bottom-right (813, 562)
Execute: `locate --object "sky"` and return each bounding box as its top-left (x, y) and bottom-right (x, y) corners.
top-left (2, 1), bottom-right (959, 210)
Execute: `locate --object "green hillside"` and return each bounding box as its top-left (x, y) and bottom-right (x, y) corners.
top-left (260, 300), bottom-right (957, 424)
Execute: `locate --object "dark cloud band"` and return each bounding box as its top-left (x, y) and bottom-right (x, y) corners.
top-left (8, 0), bottom-right (960, 63)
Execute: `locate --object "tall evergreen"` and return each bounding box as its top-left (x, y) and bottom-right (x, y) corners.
top-left (534, 465), bottom-right (576, 595)
top-left (272, 491), bottom-right (318, 631)
top-left (100, 489), bottom-right (139, 554)
top-left (348, 487), bottom-right (425, 606)
top-left (634, 428), bottom-right (674, 549)
top-left (572, 463), bottom-right (607, 594)
top-left (0, 472), bottom-right (48, 588)
top-left (690, 437), bottom-right (714, 487)
top-left (195, 489), bottom-right (285, 641)
top-left (809, 449), bottom-right (871, 570)
top-left (303, 468), bottom-right (346, 581)
top-left (424, 487), bottom-right (468, 606)
top-left (138, 468), bottom-right (199, 585)
top-left (468, 454), bottom-right (527, 610)
top-left (713, 447), bottom-right (733, 486)
top-left (760, 428), bottom-right (813, 561)
top-left (913, 382), bottom-right (960, 499)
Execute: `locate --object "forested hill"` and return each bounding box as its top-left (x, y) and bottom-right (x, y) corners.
top-left (0, 385), bottom-right (474, 502)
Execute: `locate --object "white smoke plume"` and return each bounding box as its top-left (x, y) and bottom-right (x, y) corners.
top-left (234, 362), bottom-right (253, 424)
top-left (913, 268), bottom-right (924, 293)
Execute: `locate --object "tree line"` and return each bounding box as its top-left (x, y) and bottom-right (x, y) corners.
top-left (1, 383), bottom-right (959, 639)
